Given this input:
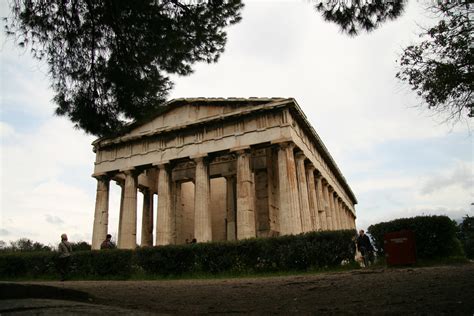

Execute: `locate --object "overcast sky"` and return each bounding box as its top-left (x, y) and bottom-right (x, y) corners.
top-left (1, 0), bottom-right (472, 246)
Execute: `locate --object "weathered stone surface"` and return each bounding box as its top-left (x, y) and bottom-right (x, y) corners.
top-left (91, 98), bottom-right (357, 248)
top-left (91, 176), bottom-right (110, 250)
top-left (194, 157), bottom-right (212, 242)
top-left (140, 188), bottom-right (153, 247)
top-left (156, 165), bottom-right (173, 245)
top-left (236, 150), bottom-right (256, 239)
top-left (118, 170), bottom-right (138, 249)
top-left (277, 143), bottom-right (302, 235)
top-left (295, 152), bottom-right (312, 233)
top-left (306, 164), bottom-right (320, 231)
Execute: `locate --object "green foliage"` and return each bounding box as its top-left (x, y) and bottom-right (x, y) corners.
top-left (135, 230), bottom-right (356, 276)
top-left (0, 230), bottom-right (355, 279)
top-left (5, 0), bottom-right (243, 136)
top-left (396, 2), bottom-right (473, 120)
top-left (70, 241), bottom-right (92, 252)
top-left (368, 215), bottom-right (463, 260)
top-left (457, 215), bottom-right (474, 259)
top-left (0, 238), bottom-right (53, 252)
top-left (312, 0), bottom-right (406, 36)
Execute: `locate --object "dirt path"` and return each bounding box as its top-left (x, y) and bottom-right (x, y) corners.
top-left (24, 264), bottom-right (474, 315)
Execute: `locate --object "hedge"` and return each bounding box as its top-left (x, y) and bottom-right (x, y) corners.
top-left (0, 230), bottom-right (356, 279)
top-left (368, 215), bottom-right (463, 259)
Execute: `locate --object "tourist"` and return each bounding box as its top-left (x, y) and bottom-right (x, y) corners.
top-left (191, 238), bottom-right (197, 244)
top-left (356, 230), bottom-right (374, 267)
top-left (100, 234), bottom-right (116, 249)
top-left (58, 233), bottom-right (73, 281)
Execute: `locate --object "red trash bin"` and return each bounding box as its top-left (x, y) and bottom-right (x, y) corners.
top-left (383, 230), bottom-right (416, 265)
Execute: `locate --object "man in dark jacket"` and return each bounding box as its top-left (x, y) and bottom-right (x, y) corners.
top-left (100, 234), bottom-right (116, 249)
top-left (357, 230), bottom-right (374, 267)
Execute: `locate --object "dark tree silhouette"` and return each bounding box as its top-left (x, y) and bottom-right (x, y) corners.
top-left (396, 2), bottom-right (473, 121)
top-left (313, 0), bottom-right (407, 36)
top-left (5, 0), bottom-right (243, 136)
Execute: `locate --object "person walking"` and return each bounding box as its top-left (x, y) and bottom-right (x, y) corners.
top-left (58, 233), bottom-right (73, 281)
top-left (357, 230), bottom-right (374, 267)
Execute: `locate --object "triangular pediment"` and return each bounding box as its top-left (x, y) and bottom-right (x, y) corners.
top-left (122, 97), bottom-right (289, 138)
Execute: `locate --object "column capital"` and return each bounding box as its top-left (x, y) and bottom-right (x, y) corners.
top-left (294, 151), bottom-right (306, 161)
top-left (121, 168), bottom-right (141, 177)
top-left (306, 163), bottom-right (316, 172)
top-left (92, 173), bottom-right (111, 181)
top-left (278, 141), bottom-right (295, 150)
top-left (230, 146), bottom-right (251, 154)
top-left (190, 154), bottom-right (208, 163)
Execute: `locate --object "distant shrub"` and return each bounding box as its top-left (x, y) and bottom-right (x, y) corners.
top-left (368, 215), bottom-right (463, 260)
top-left (457, 215), bottom-right (474, 259)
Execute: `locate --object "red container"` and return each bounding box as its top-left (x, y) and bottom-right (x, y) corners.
top-left (383, 230), bottom-right (416, 265)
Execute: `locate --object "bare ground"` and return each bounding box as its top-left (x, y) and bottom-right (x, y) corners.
top-left (16, 263), bottom-right (474, 315)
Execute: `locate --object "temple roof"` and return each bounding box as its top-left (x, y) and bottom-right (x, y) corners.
top-left (93, 97), bottom-right (357, 204)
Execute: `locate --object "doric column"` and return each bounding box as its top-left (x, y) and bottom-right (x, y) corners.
top-left (315, 174), bottom-right (327, 230)
top-left (194, 157), bottom-right (212, 242)
top-left (295, 152), bottom-right (312, 233)
top-left (331, 192), bottom-right (340, 230)
top-left (306, 164), bottom-right (320, 231)
top-left (323, 181), bottom-right (333, 230)
top-left (336, 196), bottom-right (344, 229)
top-left (116, 181), bottom-right (125, 248)
top-left (156, 164), bottom-right (173, 245)
top-left (118, 170), bottom-right (138, 249)
top-left (277, 142), bottom-right (302, 235)
top-left (173, 181), bottom-right (182, 244)
top-left (225, 175), bottom-right (237, 241)
top-left (236, 150), bottom-right (256, 239)
top-left (344, 206), bottom-right (350, 229)
top-left (140, 187), bottom-right (154, 247)
top-left (91, 175), bottom-right (110, 250)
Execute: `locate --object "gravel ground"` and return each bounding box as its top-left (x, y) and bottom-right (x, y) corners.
top-left (7, 263), bottom-right (474, 315)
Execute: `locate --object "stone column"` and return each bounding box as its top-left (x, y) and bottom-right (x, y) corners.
top-left (323, 181), bottom-right (333, 231)
top-left (335, 198), bottom-right (342, 230)
top-left (173, 181), bottom-right (183, 244)
top-left (295, 152), bottom-right (312, 233)
top-left (117, 181), bottom-right (125, 246)
top-left (330, 189), bottom-right (341, 230)
top-left (194, 157), bottom-right (212, 242)
top-left (225, 175), bottom-right (237, 241)
top-left (140, 188), bottom-right (154, 247)
top-left (344, 204), bottom-right (351, 229)
top-left (118, 170), bottom-right (138, 249)
top-left (236, 150), bottom-right (256, 239)
top-left (306, 164), bottom-right (320, 231)
top-left (156, 164), bottom-right (173, 245)
top-left (91, 175), bottom-right (110, 250)
top-left (315, 174), bottom-right (327, 230)
top-left (277, 142), bottom-right (302, 235)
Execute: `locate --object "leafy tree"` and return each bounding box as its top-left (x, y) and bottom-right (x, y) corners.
top-left (312, 0), bottom-right (407, 36)
top-left (70, 241), bottom-right (92, 251)
top-left (396, 2), bottom-right (473, 121)
top-left (5, 238), bottom-right (52, 252)
top-left (5, 0), bottom-right (243, 136)
top-left (457, 215), bottom-right (474, 259)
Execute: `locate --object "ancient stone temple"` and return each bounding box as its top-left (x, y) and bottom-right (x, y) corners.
top-left (91, 98), bottom-right (357, 249)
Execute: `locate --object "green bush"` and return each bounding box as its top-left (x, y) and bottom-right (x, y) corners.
top-left (457, 215), bottom-right (474, 259)
top-left (368, 215), bottom-right (463, 260)
top-left (0, 230), bottom-right (356, 279)
top-left (0, 249), bottom-right (133, 279)
top-left (135, 230), bottom-right (356, 276)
